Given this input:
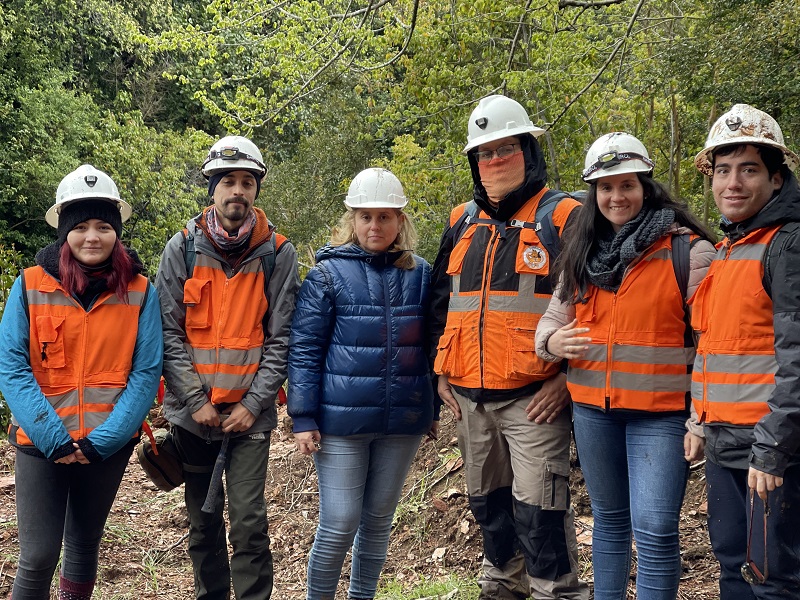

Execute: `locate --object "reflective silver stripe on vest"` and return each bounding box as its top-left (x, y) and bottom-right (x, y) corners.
top-left (447, 295), bottom-right (480, 313)
top-left (569, 344), bottom-right (692, 391)
top-left (704, 353), bottom-right (778, 375)
top-left (452, 273), bottom-right (462, 295)
top-left (612, 344), bottom-right (694, 366)
top-left (28, 288), bottom-right (146, 307)
top-left (693, 353), bottom-right (777, 405)
top-left (190, 347), bottom-right (264, 366)
top-left (571, 365), bottom-right (690, 393)
top-left (451, 272), bottom-right (547, 313)
top-left (103, 290), bottom-right (146, 306)
top-left (568, 366), bottom-right (606, 389)
top-left (26, 290), bottom-right (74, 306)
top-left (198, 371), bottom-right (256, 392)
top-left (610, 371), bottom-right (690, 393)
top-left (487, 295), bottom-right (551, 314)
top-left (641, 247), bottom-right (671, 262)
top-left (727, 243), bottom-right (769, 261)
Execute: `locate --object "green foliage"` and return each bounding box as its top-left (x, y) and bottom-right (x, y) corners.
top-left (0, 243), bottom-right (22, 429)
top-left (86, 112), bottom-right (211, 274)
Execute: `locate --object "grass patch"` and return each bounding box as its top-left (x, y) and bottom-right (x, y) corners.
top-left (377, 573), bottom-right (480, 599)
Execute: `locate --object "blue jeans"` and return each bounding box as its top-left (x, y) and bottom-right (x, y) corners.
top-left (706, 459), bottom-right (800, 599)
top-left (307, 433), bottom-right (422, 600)
top-left (12, 442), bottom-right (134, 600)
top-left (572, 405), bottom-right (688, 600)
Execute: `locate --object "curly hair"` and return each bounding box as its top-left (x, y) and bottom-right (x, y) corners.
top-left (330, 208), bottom-right (419, 270)
top-left (553, 173), bottom-right (716, 304)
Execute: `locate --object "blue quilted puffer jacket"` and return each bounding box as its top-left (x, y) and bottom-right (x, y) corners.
top-left (288, 243), bottom-right (434, 436)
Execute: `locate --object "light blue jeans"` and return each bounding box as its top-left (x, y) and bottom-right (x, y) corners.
top-left (572, 404), bottom-right (689, 600)
top-left (307, 433), bottom-right (422, 600)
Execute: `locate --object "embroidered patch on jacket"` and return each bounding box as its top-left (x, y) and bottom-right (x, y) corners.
top-left (523, 246), bottom-right (547, 270)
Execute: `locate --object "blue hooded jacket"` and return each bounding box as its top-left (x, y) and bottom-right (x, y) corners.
top-left (288, 243), bottom-right (434, 436)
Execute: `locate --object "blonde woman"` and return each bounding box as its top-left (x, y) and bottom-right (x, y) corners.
top-left (288, 168), bottom-right (437, 600)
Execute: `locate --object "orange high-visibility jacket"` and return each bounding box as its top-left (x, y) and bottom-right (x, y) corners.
top-left (433, 189), bottom-right (578, 390)
top-left (184, 235), bottom-right (286, 405)
top-left (567, 235), bottom-right (694, 412)
top-left (690, 227), bottom-right (781, 426)
top-left (16, 266), bottom-right (149, 445)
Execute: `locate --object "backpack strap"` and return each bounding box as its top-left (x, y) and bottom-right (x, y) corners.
top-left (763, 222), bottom-right (800, 298)
top-left (534, 190), bottom-right (568, 261)
top-left (448, 192), bottom-right (574, 260)
top-left (508, 190), bottom-right (570, 260)
top-left (671, 233), bottom-right (691, 304)
top-left (20, 268), bottom-right (29, 321)
top-left (671, 233), bottom-right (693, 347)
top-left (181, 228), bottom-right (195, 277)
top-left (446, 201), bottom-right (480, 246)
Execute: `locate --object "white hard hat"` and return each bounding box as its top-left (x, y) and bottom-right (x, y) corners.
top-left (695, 104), bottom-right (799, 176)
top-left (201, 135), bottom-right (266, 178)
top-left (46, 164), bottom-right (131, 228)
top-left (582, 132), bottom-right (655, 182)
top-left (344, 168), bottom-right (408, 209)
top-left (463, 95), bottom-right (546, 153)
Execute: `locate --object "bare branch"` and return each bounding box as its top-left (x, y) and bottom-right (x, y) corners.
top-left (330, 0), bottom-right (395, 19)
top-left (547, 0), bottom-right (646, 129)
top-left (558, 0), bottom-right (625, 8)
top-left (356, 0), bottom-right (420, 71)
top-left (502, 0), bottom-right (535, 92)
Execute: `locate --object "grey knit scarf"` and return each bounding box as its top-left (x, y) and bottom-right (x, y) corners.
top-left (586, 206), bottom-right (675, 292)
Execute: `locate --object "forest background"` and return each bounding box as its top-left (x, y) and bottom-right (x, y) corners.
top-left (0, 1), bottom-right (796, 596)
top-left (1, 0), bottom-right (798, 289)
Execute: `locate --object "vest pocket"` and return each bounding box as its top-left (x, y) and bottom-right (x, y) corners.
top-left (505, 322), bottom-right (539, 378)
top-left (446, 226), bottom-right (476, 276)
top-left (688, 273), bottom-right (712, 333)
top-left (183, 278), bottom-right (212, 329)
top-left (35, 315), bottom-right (66, 369)
top-left (434, 325), bottom-right (466, 378)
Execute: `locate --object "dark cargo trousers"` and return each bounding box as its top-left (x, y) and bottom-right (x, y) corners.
top-left (173, 425), bottom-right (273, 600)
top-left (453, 389), bottom-right (588, 600)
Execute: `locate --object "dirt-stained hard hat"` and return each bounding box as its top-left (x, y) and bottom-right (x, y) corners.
top-left (694, 104), bottom-right (799, 176)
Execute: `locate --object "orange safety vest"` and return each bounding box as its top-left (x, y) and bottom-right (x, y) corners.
top-left (183, 235), bottom-right (286, 405)
top-left (433, 189), bottom-right (578, 390)
top-left (15, 266), bottom-right (148, 446)
top-left (567, 235), bottom-right (694, 412)
top-left (690, 227), bottom-right (780, 425)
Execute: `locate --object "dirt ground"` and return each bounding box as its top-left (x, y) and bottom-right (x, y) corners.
top-left (0, 406), bottom-right (720, 599)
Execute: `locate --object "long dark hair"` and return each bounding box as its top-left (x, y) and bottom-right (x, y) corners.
top-left (553, 173), bottom-right (716, 304)
top-left (59, 239), bottom-right (135, 302)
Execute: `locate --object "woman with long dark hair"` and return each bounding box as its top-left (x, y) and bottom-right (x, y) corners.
top-left (535, 133), bottom-right (716, 599)
top-left (0, 165), bottom-right (162, 600)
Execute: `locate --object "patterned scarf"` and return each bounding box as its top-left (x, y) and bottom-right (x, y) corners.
top-left (205, 207), bottom-right (257, 252)
top-left (586, 206), bottom-right (675, 292)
